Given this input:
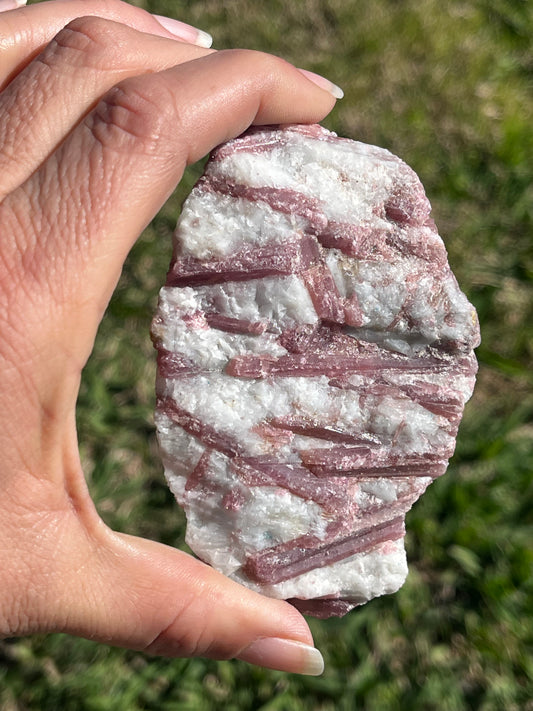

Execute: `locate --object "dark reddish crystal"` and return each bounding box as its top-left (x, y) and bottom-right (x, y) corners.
top-left (166, 236), bottom-right (319, 287)
top-left (157, 348), bottom-right (199, 378)
top-left (298, 446), bottom-right (451, 478)
top-left (243, 517), bottom-right (405, 585)
top-left (204, 313), bottom-right (267, 335)
top-left (185, 449), bottom-right (212, 491)
top-left (198, 175), bottom-right (328, 232)
top-left (267, 417), bottom-right (380, 446)
top-left (226, 349), bottom-right (456, 379)
top-left (288, 597), bottom-right (361, 619)
top-left (158, 397), bottom-right (245, 458)
top-left (231, 458), bottom-right (349, 512)
top-left (302, 263), bottom-right (346, 324)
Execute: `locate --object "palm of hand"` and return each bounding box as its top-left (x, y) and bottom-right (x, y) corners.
top-left (0, 0), bottom-right (336, 676)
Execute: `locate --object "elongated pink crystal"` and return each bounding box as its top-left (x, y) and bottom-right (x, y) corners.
top-left (152, 124), bottom-right (479, 617)
top-left (243, 517), bottom-right (406, 585)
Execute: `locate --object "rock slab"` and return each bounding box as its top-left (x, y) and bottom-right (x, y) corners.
top-left (151, 124), bottom-right (480, 618)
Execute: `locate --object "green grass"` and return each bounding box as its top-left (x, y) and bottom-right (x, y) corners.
top-left (2, 0), bottom-right (532, 709)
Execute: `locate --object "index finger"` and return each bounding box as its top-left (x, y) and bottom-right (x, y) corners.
top-left (3, 49), bottom-right (339, 365)
top-left (0, 16), bottom-right (213, 199)
top-left (0, 0), bottom-right (211, 87)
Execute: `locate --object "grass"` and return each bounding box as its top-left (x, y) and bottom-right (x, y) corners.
top-left (2, 0), bottom-right (532, 709)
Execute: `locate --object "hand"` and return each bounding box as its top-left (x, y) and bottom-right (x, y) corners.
top-left (0, 0), bottom-right (340, 675)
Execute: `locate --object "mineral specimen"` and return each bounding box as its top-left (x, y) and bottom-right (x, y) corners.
top-left (151, 124), bottom-right (480, 618)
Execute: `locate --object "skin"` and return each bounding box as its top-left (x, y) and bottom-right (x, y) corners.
top-left (0, 0), bottom-right (338, 674)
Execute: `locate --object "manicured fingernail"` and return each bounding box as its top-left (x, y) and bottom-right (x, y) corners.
top-left (152, 14), bottom-right (213, 48)
top-left (297, 68), bottom-right (344, 100)
top-left (0, 0), bottom-right (27, 11)
top-left (238, 637), bottom-right (324, 676)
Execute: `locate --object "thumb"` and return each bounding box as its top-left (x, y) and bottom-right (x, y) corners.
top-left (63, 527), bottom-right (324, 675)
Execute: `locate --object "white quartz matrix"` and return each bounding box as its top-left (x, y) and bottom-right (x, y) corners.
top-left (151, 124), bottom-right (480, 618)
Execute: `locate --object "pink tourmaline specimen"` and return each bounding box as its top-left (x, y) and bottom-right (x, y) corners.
top-left (151, 124), bottom-right (480, 618)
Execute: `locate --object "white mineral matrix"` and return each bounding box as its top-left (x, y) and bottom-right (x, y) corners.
top-left (151, 124), bottom-right (480, 618)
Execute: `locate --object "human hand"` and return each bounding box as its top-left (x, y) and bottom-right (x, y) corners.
top-left (0, 0), bottom-right (341, 675)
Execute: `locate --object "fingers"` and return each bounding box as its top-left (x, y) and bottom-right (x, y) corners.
top-left (0, 16), bottom-right (212, 198)
top-left (4, 49), bottom-right (337, 357)
top-left (54, 524), bottom-right (324, 675)
top-left (0, 0), bottom-right (212, 87)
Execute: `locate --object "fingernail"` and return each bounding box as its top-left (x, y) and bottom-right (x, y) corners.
top-left (238, 637), bottom-right (324, 676)
top-left (152, 14), bottom-right (213, 48)
top-left (297, 68), bottom-right (344, 100)
top-left (0, 0), bottom-right (27, 11)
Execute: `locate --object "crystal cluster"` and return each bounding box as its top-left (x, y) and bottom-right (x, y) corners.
top-left (151, 124), bottom-right (480, 617)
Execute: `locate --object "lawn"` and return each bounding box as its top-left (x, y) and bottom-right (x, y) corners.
top-left (1, 0), bottom-right (532, 709)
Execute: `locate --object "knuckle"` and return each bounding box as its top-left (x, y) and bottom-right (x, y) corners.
top-left (40, 16), bottom-right (132, 73)
top-left (232, 49), bottom-right (290, 86)
top-left (143, 597), bottom-right (223, 659)
top-left (88, 75), bottom-right (175, 155)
